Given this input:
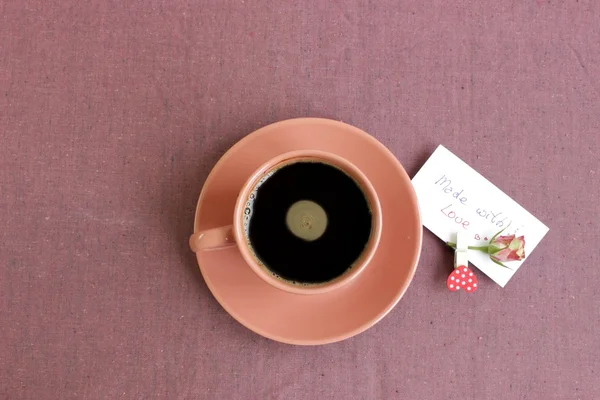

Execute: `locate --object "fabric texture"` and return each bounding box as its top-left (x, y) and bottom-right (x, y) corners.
top-left (1, 1), bottom-right (599, 399)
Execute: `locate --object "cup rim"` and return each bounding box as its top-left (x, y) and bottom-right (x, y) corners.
top-left (233, 150), bottom-right (382, 295)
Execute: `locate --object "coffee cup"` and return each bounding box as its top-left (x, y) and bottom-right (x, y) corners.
top-left (189, 150), bottom-right (382, 295)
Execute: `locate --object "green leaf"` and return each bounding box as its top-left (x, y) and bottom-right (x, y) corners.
top-left (487, 245), bottom-right (506, 255)
top-left (490, 257), bottom-right (513, 270)
top-left (489, 226), bottom-right (508, 243)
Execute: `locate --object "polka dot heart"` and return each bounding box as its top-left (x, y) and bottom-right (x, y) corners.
top-left (446, 265), bottom-right (478, 293)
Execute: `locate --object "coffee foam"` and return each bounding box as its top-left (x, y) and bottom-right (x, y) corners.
top-left (242, 169), bottom-right (274, 238)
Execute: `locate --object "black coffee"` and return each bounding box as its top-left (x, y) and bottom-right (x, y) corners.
top-left (243, 161), bottom-right (372, 285)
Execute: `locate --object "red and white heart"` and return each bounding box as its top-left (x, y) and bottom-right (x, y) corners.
top-left (447, 265), bottom-right (478, 293)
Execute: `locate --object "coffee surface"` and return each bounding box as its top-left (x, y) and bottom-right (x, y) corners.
top-left (244, 161), bottom-right (372, 284)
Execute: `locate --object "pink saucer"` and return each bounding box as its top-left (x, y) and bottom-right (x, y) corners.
top-left (193, 118), bottom-right (422, 345)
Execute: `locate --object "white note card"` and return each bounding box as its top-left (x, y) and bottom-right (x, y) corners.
top-left (411, 145), bottom-right (549, 287)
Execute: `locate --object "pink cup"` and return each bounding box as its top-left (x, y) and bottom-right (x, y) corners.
top-left (189, 150), bottom-right (382, 295)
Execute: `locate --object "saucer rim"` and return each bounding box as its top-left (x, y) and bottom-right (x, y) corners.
top-left (193, 117), bottom-right (422, 345)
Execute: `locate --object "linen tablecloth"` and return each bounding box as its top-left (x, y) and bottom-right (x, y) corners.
top-left (1, 1), bottom-right (599, 399)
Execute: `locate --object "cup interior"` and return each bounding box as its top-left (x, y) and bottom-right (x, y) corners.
top-left (233, 150), bottom-right (382, 295)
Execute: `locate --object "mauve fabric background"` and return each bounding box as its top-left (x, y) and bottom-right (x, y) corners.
top-left (1, 1), bottom-right (599, 399)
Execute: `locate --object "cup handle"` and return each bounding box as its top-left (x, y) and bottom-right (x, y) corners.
top-left (189, 225), bottom-right (236, 252)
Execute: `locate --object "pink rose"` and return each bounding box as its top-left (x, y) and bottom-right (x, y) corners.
top-left (489, 235), bottom-right (525, 263)
top-left (447, 229), bottom-right (527, 269)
